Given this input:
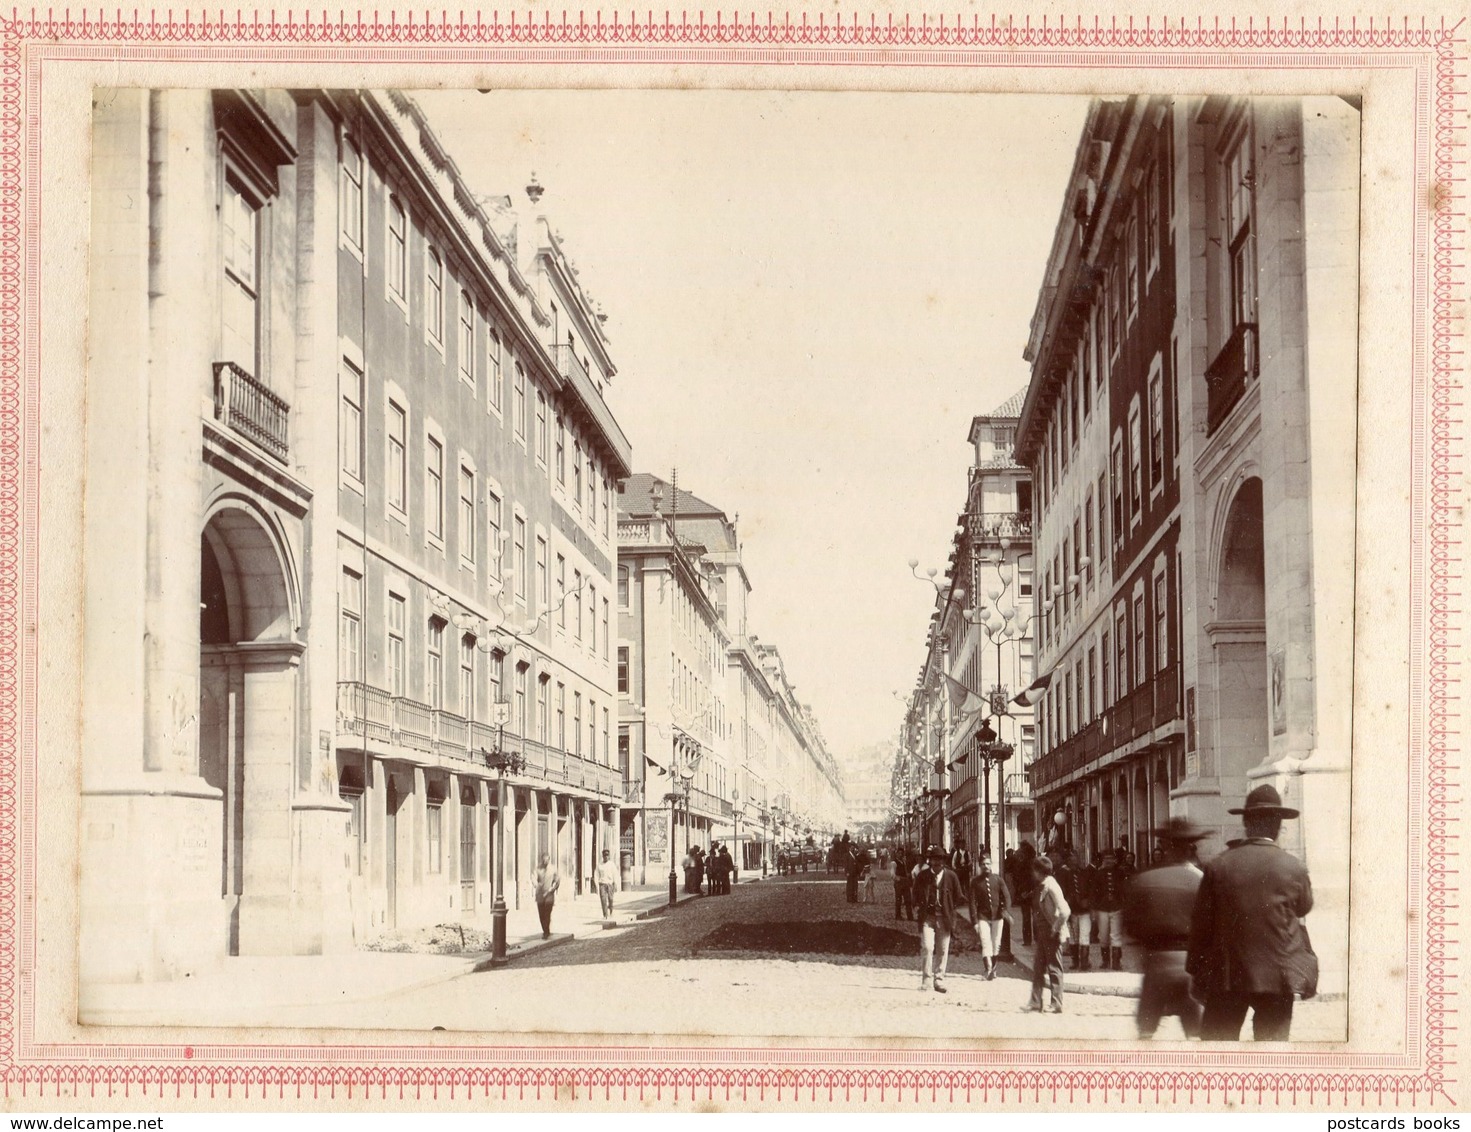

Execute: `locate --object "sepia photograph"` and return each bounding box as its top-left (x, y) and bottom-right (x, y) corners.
top-left (74, 84), bottom-right (1356, 1046)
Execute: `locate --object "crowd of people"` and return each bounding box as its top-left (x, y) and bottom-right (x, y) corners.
top-left (890, 783), bottom-right (1318, 1041)
top-left (681, 842), bottom-right (738, 896)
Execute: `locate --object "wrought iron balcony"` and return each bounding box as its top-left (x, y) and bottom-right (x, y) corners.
top-left (213, 361), bottom-right (289, 462)
top-left (966, 511), bottom-right (1033, 544)
top-left (1028, 664), bottom-right (1180, 792)
top-left (1205, 322), bottom-right (1258, 435)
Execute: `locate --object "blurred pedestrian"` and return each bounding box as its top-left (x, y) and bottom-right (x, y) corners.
top-left (967, 853), bottom-right (1011, 980)
top-left (949, 838), bottom-right (973, 882)
top-left (1124, 816), bottom-right (1210, 1038)
top-left (719, 843), bottom-right (736, 894)
top-left (1023, 855), bottom-right (1070, 1013)
top-left (595, 848), bottom-right (618, 920)
top-left (861, 849), bottom-right (877, 903)
top-left (1188, 785), bottom-right (1317, 1041)
top-left (533, 852), bottom-right (560, 939)
top-left (914, 844), bottom-right (966, 994)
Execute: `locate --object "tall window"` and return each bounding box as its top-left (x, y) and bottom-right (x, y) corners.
top-left (426, 800), bottom-right (442, 874)
top-left (513, 516), bottom-right (527, 602)
top-left (220, 177), bottom-right (260, 373)
top-left (340, 362), bottom-right (363, 480)
top-left (603, 708), bottom-right (610, 765)
top-left (588, 697), bottom-right (597, 760)
top-left (1126, 214), bottom-right (1139, 322)
top-left (1100, 628), bottom-right (1111, 709)
top-left (1154, 573), bottom-right (1170, 673)
top-left (589, 584), bottom-right (598, 652)
top-left (513, 364), bottom-right (527, 441)
top-left (1224, 120), bottom-right (1257, 329)
top-left (556, 555), bottom-right (567, 628)
top-left (514, 662), bottom-right (528, 734)
top-left (572, 441), bottom-right (583, 509)
top-left (537, 676), bottom-right (549, 743)
top-left (574, 570), bottom-right (584, 640)
top-left (1129, 401), bottom-right (1143, 513)
top-left (1148, 363), bottom-right (1165, 486)
top-left (387, 593), bottom-right (406, 697)
top-left (603, 478), bottom-right (613, 539)
top-left (1087, 646), bottom-right (1097, 720)
top-left (460, 635), bottom-right (475, 719)
top-left (536, 536), bottom-right (549, 613)
top-left (586, 454), bottom-right (597, 515)
top-left (459, 465), bottom-right (475, 565)
top-left (339, 139), bottom-right (363, 252)
top-left (488, 330), bottom-right (503, 413)
top-left (535, 391), bottom-right (548, 465)
top-left (1084, 494), bottom-right (1095, 584)
top-left (602, 599), bottom-right (611, 660)
top-left (425, 437), bottom-right (444, 540)
top-left (387, 401), bottom-right (407, 513)
top-left (458, 290), bottom-right (475, 385)
top-left (556, 683), bottom-right (566, 748)
top-left (387, 197), bottom-right (407, 300)
top-left (617, 646), bottom-right (629, 693)
top-left (487, 491), bottom-right (502, 580)
top-left (490, 649), bottom-right (504, 708)
top-left (1108, 265), bottom-right (1121, 359)
top-left (1115, 609), bottom-right (1128, 698)
top-left (426, 617), bottom-right (446, 708)
top-left (573, 693), bottom-right (583, 756)
top-left (1145, 161), bottom-right (1160, 276)
top-left (1133, 594), bottom-right (1148, 687)
top-left (555, 416), bottom-right (566, 485)
top-left (618, 566), bottom-right (630, 607)
top-left (1098, 471), bottom-right (1110, 551)
top-left (425, 248), bottom-right (444, 343)
top-left (339, 568), bottom-right (362, 677)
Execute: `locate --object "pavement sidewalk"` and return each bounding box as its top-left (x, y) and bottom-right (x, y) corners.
top-left (80, 881), bottom-right (712, 1025)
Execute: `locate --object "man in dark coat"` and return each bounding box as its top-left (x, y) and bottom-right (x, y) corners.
top-left (913, 844), bottom-right (967, 994)
top-left (893, 846), bottom-right (914, 920)
top-left (1094, 848), bottom-right (1131, 971)
top-left (1124, 816), bottom-right (1210, 1038)
top-left (1187, 785), bottom-right (1316, 1041)
top-left (967, 853), bottom-right (1011, 980)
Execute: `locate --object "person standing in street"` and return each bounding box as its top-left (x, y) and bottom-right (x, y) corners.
top-left (1023, 855), bottom-right (1071, 1013)
top-left (949, 838), bottom-right (973, 883)
top-left (595, 848), bottom-right (618, 921)
top-left (1188, 785), bottom-right (1317, 1041)
top-left (1062, 848), bottom-right (1097, 971)
top-left (1094, 849), bottom-right (1130, 971)
top-left (892, 847), bottom-right (914, 921)
top-left (967, 854), bottom-right (1011, 981)
top-left (1123, 817), bottom-right (1210, 1038)
top-left (914, 844), bottom-right (967, 994)
top-left (533, 852), bottom-right (560, 939)
top-left (719, 843), bottom-right (736, 894)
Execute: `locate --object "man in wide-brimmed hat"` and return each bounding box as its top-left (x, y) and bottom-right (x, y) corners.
top-left (1123, 815), bottom-right (1211, 1038)
top-left (913, 844), bottom-right (966, 994)
top-left (1187, 785), bottom-right (1317, 1041)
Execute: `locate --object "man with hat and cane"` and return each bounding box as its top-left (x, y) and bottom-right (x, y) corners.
top-left (1187, 784), bottom-right (1317, 1041)
top-left (913, 844), bottom-right (967, 995)
top-left (1123, 816), bottom-right (1211, 1038)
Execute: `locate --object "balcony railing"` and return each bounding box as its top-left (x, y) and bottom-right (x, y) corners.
top-left (549, 343), bottom-right (633, 470)
top-left (686, 786), bottom-right (733, 819)
top-left (1028, 663), bottom-right (1180, 792)
top-left (213, 361), bottom-right (289, 462)
top-left (1205, 322), bottom-right (1258, 435)
top-left (966, 511), bottom-right (1033, 544)
top-left (336, 681), bottom-right (621, 799)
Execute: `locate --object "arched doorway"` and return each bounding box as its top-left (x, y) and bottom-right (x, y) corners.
top-left (198, 504), bottom-right (303, 956)
top-left (1211, 478), bottom-right (1268, 788)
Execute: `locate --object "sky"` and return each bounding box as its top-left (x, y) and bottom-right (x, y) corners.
top-left (418, 88), bottom-right (1091, 772)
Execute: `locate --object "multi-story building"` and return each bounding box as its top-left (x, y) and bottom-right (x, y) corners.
top-left (82, 88), bottom-right (630, 984)
top-left (902, 391), bottom-right (1036, 866)
top-left (617, 474), bottom-right (844, 882)
top-left (1020, 95), bottom-right (1357, 989)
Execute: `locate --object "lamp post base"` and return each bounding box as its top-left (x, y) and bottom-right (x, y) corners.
top-left (491, 896), bottom-right (508, 962)
top-left (668, 867), bottom-right (678, 906)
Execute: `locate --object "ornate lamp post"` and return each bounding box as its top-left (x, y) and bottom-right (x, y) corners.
top-left (731, 789), bottom-right (743, 876)
top-left (909, 558), bottom-right (964, 852)
top-left (482, 705), bottom-right (525, 964)
top-left (663, 786), bottom-right (682, 906)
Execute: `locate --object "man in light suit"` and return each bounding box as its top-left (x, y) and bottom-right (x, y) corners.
top-left (1187, 784), bottom-right (1316, 1041)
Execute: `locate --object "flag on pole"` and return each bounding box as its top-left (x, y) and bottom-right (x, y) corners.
top-left (944, 674), bottom-right (986, 718)
top-left (1012, 671), bottom-right (1054, 707)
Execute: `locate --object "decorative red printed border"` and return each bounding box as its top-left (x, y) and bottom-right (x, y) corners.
top-left (0, 11), bottom-right (1461, 1108)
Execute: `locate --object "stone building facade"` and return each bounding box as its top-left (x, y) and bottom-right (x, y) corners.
top-left (82, 88), bottom-right (631, 983)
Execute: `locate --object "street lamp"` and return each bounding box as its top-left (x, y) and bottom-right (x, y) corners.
top-left (963, 545), bottom-right (1033, 867)
top-left (482, 707), bottom-right (525, 964)
top-left (731, 789), bottom-right (742, 877)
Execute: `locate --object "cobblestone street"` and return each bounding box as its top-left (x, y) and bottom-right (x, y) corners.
top-left (284, 877), bottom-right (1345, 1044)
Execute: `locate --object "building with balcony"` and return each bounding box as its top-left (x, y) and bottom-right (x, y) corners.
top-left (896, 391), bottom-right (1036, 867)
top-left (616, 474), bottom-right (844, 883)
top-left (82, 88), bottom-right (632, 984)
top-left (1018, 96), bottom-right (1357, 991)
